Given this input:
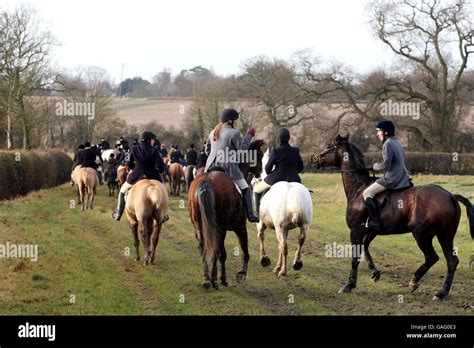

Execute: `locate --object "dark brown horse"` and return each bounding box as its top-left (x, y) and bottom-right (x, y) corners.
top-left (311, 134), bottom-right (473, 300)
top-left (188, 140), bottom-right (265, 289)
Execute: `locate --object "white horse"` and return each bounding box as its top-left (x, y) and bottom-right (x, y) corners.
top-left (253, 148), bottom-right (313, 277)
top-left (101, 148), bottom-right (119, 162)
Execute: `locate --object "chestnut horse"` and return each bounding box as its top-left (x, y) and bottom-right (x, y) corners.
top-left (311, 135), bottom-right (474, 300)
top-left (169, 163), bottom-right (184, 196)
top-left (125, 179), bottom-right (169, 265)
top-left (77, 167), bottom-right (98, 211)
top-left (188, 140), bottom-right (265, 289)
top-left (117, 164), bottom-right (130, 190)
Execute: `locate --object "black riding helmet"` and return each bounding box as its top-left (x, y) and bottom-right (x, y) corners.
top-left (221, 108), bottom-right (239, 123)
top-left (279, 128), bottom-right (290, 144)
top-left (375, 120), bottom-right (395, 137)
top-left (141, 131), bottom-right (157, 143)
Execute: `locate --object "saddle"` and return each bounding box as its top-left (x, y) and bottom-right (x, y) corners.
top-left (207, 166), bottom-right (242, 196)
top-left (375, 181), bottom-right (414, 210)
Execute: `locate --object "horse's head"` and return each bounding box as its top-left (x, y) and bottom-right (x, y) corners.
top-left (311, 134), bottom-right (349, 169)
top-left (244, 139), bottom-right (266, 179)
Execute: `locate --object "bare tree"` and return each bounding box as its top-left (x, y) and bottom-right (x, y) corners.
top-left (0, 5), bottom-right (60, 149)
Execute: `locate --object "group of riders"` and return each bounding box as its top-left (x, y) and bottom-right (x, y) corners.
top-left (72, 108), bottom-right (410, 232)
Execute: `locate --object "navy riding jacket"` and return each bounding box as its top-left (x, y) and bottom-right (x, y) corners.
top-left (126, 142), bottom-right (164, 184)
top-left (264, 144), bottom-right (304, 185)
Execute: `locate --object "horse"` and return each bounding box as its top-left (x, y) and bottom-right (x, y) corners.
top-left (169, 163), bottom-right (184, 196)
top-left (104, 163), bottom-right (118, 196)
top-left (77, 167), bottom-right (98, 211)
top-left (125, 179), bottom-right (169, 265)
top-left (101, 148), bottom-right (119, 162)
top-left (253, 149), bottom-right (313, 276)
top-left (184, 164), bottom-right (195, 193)
top-left (117, 164), bottom-right (130, 190)
top-left (311, 134), bottom-right (474, 300)
top-left (71, 165), bottom-right (83, 204)
top-left (162, 157), bottom-right (170, 183)
top-left (188, 139), bottom-right (265, 289)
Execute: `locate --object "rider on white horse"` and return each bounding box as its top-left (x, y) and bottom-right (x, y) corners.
top-left (253, 128), bottom-right (304, 212)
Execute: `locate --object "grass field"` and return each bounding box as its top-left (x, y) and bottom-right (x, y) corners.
top-left (112, 98), bottom-right (192, 128)
top-left (0, 174), bottom-right (472, 315)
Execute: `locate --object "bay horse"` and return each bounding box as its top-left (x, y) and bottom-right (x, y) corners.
top-left (184, 164), bottom-right (195, 193)
top-left (188, 139), bottom-right (265, 289)
top-left (311, 134), bottom-right (474, 300)
top-left (77, 167), bottom-right (98, 211)
top-left (254, 148), bottom-right (313, 276)
top-left (169, 163), bottom-right (184, 196)
top-left (125, 179), bottom-right (169, 265)
top-left (104, 163), bottom-right (118, 197)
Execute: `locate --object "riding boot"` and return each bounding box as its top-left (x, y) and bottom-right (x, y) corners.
top-left (253, 191), bottom-right (263, 215)
top-left (112, 192), bottom-right (126, 221)
top-left (364, 197), bottom-right (382, 231)
top-left (242, 188), bottom-right (259, 223)
top-left (97, 171), bottom-right (104, 185)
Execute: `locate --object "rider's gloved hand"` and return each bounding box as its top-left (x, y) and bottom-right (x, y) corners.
top-left (247, 128), bottom-right (256, 137)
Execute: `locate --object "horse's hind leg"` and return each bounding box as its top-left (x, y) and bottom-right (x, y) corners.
top-left (257, 222), bottom-right (271, 267)
top-left (218, 231), bottom-right (228, 286)
top-left (140, 221), bottom-right (152, 265)
top-left (293, 225), bottom-right (307, 271)
top-left (130, 223), bottom-right (140, 261)
top-left (409, 233), bottom-right (439, 293)
top-left (235, 224), bottom-right (249, 283)
top-left (150, 222), bottom-right (162, 265)
top-left (275, 227), bottom-right (288, 277)
top-left (434, 232), bottom-right (459, 300)
top-left (363, 233), bottom-right (381, 282)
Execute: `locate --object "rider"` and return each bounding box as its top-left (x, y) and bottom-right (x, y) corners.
top-left (363, 120), bottom-right (411, 231)
top-left (72, 144), bottom-right (85, 170)
top-left (253, 128), bottom-right (304, 213)
top-left (185, 144), bottom-right (198, 166)
top-left (112, 131), bottom-right (168, 222)
top-left (170, 145), bottom-right (183, 164)
top-left (204, 108), bottom-right (259, 223)
top-left (160, 144), bottom-right (168, 158)
top-left (79, 141), bottom-right (103, 185)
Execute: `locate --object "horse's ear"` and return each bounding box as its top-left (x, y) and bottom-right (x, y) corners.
top-left (334, 134), bottom-right (343, 144)
top-left (344, 132), bottom-right (350, 141)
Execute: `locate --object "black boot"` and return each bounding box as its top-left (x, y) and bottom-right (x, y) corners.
top-left (242, 188), bottom-right (259, 223)
top-left (253, 191), bottom-right (263, 215)
top-left (112, 192), bottom-right (126, 221)
top-left (364, 197), bottom-right (382, 231)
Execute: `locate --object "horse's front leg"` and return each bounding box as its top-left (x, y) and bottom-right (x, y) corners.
top-left (339, 229), bottom-right (364, 293)
top-left (130, 222), bottom-right (140, 261)
top-left (257, 221), bottom-right (271, 267)
top-left (293, 224), bottom-right (307, 271)
top-left (363, 233), bottom-right (381, 282)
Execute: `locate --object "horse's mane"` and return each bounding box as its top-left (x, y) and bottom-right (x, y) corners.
top-left (341, 141), bottom-right (373, 184)
top-left (249, 139), bottom-right (264, 151)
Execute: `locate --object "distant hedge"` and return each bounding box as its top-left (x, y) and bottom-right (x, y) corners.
top-left (304, 152), bottom-right (474, 175)
top-left (0, 149), bottom-right (73, 200)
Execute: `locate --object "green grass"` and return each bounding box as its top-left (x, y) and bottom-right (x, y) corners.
top-left (0, 174), bottom-right (472, 315)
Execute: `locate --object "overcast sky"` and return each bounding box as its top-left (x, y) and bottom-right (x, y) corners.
top-left (3, 0), bottom-right (400, 83)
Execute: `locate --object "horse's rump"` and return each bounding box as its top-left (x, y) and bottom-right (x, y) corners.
top-left (125, 179), bottom-right (168, 223)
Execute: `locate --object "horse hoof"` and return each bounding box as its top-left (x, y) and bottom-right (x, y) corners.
top-left (273, 267), bottom-right (281, 274)
top-left (293, 260), bottom-right (303, 271)
top-left (371, 270), bottom-right (381, 282)
top-left (277, 271), bottom-right (287, 278)
top-left (433, 292), bottom-right (444, 301)
top-left (220, 280), bottom-right (228, 287)
top-left (260, 256), bottom-right (271, 268)
top-left (338, 284), bottom-right (353, 294)
top-left (211, 281), bottom-right (219, 290)
top-left (408, 281), bottom-right (419, 293)
top-left (202, 281), bottom-right (211, 290)
top-left (135, 257), bottom-right (140, 262)
top-left (236, 271), bottom-right (246, 284)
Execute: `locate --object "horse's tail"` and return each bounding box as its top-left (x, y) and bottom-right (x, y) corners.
top-left (197, 177), bottom-right (218, 266)
top-left (453, 194), bottom-right (474, 239)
